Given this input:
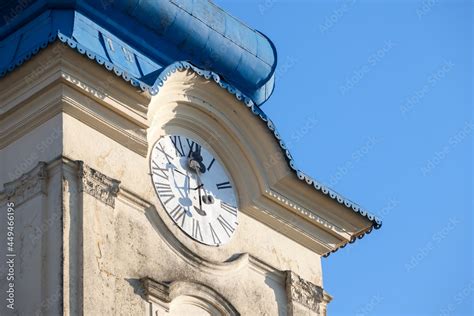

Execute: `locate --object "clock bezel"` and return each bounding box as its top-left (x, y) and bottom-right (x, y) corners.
top-left (149, 132), bottom-right (240, 247)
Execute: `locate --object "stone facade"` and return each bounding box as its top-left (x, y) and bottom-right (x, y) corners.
top-left (0, 44), bottom-right (376, 315)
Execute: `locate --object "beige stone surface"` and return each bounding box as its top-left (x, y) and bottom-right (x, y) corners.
top-left (0, 44), bottom-right (372, 315)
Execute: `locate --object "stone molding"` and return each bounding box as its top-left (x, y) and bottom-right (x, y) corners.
top-left (3, 161), bottom-right (48, 205)
top-left (286, 271), bottom-right (325, 313)
top-left (265, 189), bottom-right (351, 240)
top-left (0, 46), bottom-right (149, 156)
top-left (141, 277), bottom-right (240, 316)
top-left (77, 161), bottom-right (120, 207)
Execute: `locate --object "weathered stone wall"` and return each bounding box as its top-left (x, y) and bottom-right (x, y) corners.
top-left (0, 46), bottom-right (336, 315)
top-left (0, 116), bottom-right (63, 315)
top-left (63, 113), bottom-right (323, 315)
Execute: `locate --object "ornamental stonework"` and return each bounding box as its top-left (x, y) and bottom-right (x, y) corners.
top-left (4, 162), bottom-right (48, 205)
top-left (286, 271), bottom-right (324, 313)
top-left (78, 162), bottom-right (120, 207)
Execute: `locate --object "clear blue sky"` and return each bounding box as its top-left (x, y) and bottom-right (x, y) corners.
top-left (216, 1), bottom-right (472, 315)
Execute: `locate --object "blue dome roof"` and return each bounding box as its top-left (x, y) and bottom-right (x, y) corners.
top-left (0, 0), bottom-right (277, 105)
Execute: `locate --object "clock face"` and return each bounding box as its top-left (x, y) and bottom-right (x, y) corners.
top-left (150, 134), bottom-right (238, 246)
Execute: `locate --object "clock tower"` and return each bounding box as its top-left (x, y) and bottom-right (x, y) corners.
top-left (0, 1), bottom-right (381, 315)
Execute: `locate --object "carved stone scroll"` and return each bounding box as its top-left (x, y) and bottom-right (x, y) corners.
top-left (286, 271), bottom-right (331, 315)
top-left (77, 162), bottom-right (120, 207)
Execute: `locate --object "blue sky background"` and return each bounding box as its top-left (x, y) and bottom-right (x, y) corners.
top-left (216, 1), bottom-right (472, 315)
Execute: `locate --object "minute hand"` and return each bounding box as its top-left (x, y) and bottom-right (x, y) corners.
top-left (193, 171), bottom-right (207, 216)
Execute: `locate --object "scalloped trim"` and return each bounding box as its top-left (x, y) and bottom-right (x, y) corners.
top-left (0, 33), bottom-right (58, 78)
top-left (0, 31), bottom-right (382, 257)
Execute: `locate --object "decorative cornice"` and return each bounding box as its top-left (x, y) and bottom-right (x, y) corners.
top-left (142, 278), bottom-right (172, 305)
top-left (0, 33), bottom-right (58, 78)
top-left (286, 271), bottom-right (325, 313)
top-left (265, 189), bottom-right (351, 240)
top-left (57, 33), bottom-right (256, 109)
top-left (77, 162), bottom-right (120, 207)
top-left (0, 30), bottom-right (382, 256)
top-left (3, 161), bottom-right (48, 205)
top-left (324, 225), bottom-right (375, 258)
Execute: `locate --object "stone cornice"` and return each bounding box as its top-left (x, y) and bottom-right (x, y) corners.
top-left (0, 46), bottom-right (149, 156)
top-left (77, 162), bottom-right (120, 207)
top-left (2, 161), bottom-right (48, 205)
top-left (265, 188), bottom-right (352, 242)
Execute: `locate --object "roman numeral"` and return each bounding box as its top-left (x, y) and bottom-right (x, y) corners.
top-left (155, 181), bottom-right (174, 204)
top-left (155, 182), bottom-right (172, 193)
top-left (209, 223), bottom-right (221, 245)
top-left (221, 202), bottom-right (237, 216)
top-left (169, 205), bottom-right (186, 227)
top-left (155, 143), bottom-right (173, 163)
top-left (207, 158), bottom-right (215, 171)
top-left (217, 215), bottom-right (235, 237)
top-left (151, 161), bottom-right (169, 180)
top-left (186, 139), bottom-right (200, 157)
top-left (192, 218), bottom-right (203, 241)
top-left (216, 181), bottom-right (232, 190)
top-left (170, 136), bottom-right (185, 157)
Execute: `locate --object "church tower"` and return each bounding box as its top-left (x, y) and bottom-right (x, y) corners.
top-left (0, 1), bottom-right (381, 315)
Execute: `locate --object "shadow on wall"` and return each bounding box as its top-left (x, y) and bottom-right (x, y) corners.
top-left (264, 274), bottom-right (287, 316)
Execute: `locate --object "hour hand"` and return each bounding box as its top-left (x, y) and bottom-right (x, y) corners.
top-left (191, 184), bottom-right (204, 190)
top-left (194, 181), bottom-right (206, 216)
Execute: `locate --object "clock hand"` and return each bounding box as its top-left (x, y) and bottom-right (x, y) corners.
top-left (172, 168), bottom-right (188, 177)
top-left (193, 168), bottom-right (214, 205)
top-left (191, 184), bottom-right (204, 190)
top-left (193, 184), bottom-right (207, 216)
top-left (189, 146), bottom-right (206, 173)
top-left (193, 170), bottom-right (207, 216)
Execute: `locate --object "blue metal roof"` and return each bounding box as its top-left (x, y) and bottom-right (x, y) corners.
top-left (0, 0), bottom-right (276, 106)
top-left (0, 0), bottom-right (381, 257)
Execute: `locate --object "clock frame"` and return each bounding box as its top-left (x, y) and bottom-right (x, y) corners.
top-left (150, 134), bottom-right (239, 246)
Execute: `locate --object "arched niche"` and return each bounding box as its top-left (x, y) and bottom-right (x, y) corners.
top-left (142, 278), bottom-right (239, 316)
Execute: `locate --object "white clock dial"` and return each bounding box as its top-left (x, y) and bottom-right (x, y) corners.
top-left (150, 134), bottom-right (238, 246)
